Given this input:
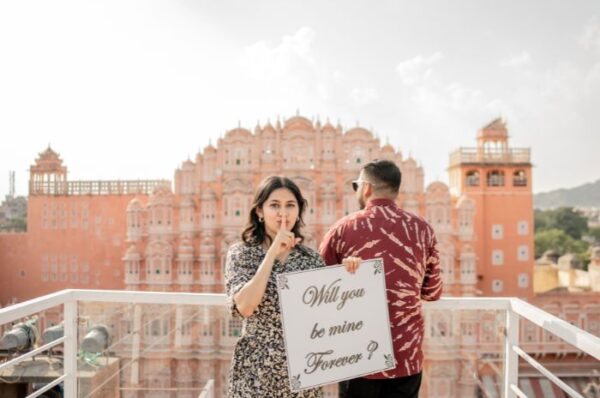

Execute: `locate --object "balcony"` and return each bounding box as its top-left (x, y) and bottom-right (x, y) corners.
top-left (1, 290), bottom-right (599, 398)
top-left (449, 147), bottom-right (531, 167)
top-left (29, 180), bottom-right (171, 196)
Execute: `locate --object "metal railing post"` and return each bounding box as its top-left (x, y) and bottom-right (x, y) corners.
top-left (64, 298), bottom-right (77, 397)
top-left (503, 303), bottom-right (519, 398)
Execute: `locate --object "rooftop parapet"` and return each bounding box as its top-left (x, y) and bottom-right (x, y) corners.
top-left (29, 179), bottom-right (171, 196)
top-left (449, 147), bottom-right (531, 168)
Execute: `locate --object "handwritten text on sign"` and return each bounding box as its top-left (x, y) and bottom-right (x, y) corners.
top-left (277, 258), bottom-right (395, 392)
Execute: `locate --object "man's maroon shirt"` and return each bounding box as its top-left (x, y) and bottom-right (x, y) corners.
top-left (319, 198), bottom-right (442, 378)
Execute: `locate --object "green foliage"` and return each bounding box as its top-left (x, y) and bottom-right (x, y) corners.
top-left (535, 229), bottom-right (583, 259)
top-left (0, 216), bottom-right (27, 232)
top-left (587, 227), bottom-right (600, 244)
top-left (576, 252), bottom-right (591, 271)
top-left (534, 207), bottom-right (589, 239)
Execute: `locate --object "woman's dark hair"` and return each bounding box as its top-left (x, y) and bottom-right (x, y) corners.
top-left (241, 176), bottom-right (307, 246)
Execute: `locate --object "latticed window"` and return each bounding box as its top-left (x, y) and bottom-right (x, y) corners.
top-left (513, 170), bottom-right (527, 186)
top-left (222, 318), bottom-right (242, 337)
top-left (202, 322), bottom-right (213, 337)
top-left (228, 318), bottom-right (242, 337)
top-left (466, 170), bottom-right (479, 186)
top-left (487, 170), bottom-right (505, 186)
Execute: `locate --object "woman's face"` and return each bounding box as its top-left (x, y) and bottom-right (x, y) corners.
top-left (256, 188), bottom-right (300, 240)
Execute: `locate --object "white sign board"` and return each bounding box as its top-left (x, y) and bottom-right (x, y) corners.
top-left (277, 258), bottom-right (395, 392)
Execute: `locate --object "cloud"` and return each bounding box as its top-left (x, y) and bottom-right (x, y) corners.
top-left (350, 87), bottom-right (380, 106)
top-left (395, 52), bottom-right (444, 86)
top-left (240, 27), bottom-right (386, 112)
top-left (332, 70), bottom-right (344, 82)
top-left (240, 26), bottom-right (317, 79)
top-left (500, 51), bottom-right (532, 67)
top-left (445, 83), bottom-right (482, 111)
top-left (579, 16), bottom-right (600, 53)
top-left (237, 26), bottom-right (332, 112)
top-left (485, 98), bottom-right (514, 117)
top-left (586, 62), bottom-right (600, 87)
top-left (394, 53), bottom-right (485, 115)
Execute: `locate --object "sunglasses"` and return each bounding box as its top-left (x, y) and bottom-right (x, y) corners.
top-left (351, 179), bottom-right (379, 192)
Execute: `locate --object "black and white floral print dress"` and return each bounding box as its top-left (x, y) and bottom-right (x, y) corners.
top-left (225, 242), bottom-right (324, 398)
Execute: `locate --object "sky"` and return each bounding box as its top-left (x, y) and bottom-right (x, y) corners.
top-left (1, 0), bottom-right (599, 197)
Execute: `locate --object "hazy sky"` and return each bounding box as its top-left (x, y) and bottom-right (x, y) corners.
top-left (1, 0), bottom-right (599, 197)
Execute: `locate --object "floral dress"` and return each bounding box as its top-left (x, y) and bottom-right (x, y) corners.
top-left (225, 242), bottom-right (324, 398)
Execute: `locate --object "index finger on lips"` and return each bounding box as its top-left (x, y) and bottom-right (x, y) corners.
top-left (281, 213), bottom-right (287, 231)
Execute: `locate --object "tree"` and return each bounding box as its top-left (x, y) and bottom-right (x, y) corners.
top-left (534, 209), bottom-right (549, 232)
top-left (534, 228), bottom-right (589, 259)
top-left (534, 207), bottom-right (588, 239)
top-left (587, 227), bottom-right (600, 244)
top-left (554, 207), bottom-right (589, 239)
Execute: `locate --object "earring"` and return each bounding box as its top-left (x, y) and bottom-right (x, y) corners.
top-left (258, 216), bottom-right (264, 223)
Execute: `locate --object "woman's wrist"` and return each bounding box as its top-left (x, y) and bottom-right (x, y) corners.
top-left (264, 246), bottom-right (278, 262)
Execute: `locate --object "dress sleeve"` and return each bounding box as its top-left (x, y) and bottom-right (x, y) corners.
top-left (421, 225), bottom-right (443, 301)
top-left (308, 248), bottom-right (327, 269)
top-left (225, 244), bottom-right (257, 317)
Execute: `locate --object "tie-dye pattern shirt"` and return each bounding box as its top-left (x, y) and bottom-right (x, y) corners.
top-left (319, 198), bottom-right (442, 379)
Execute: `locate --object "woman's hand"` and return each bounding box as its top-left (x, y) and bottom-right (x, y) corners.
top-left (267, 214), bottom-right (301, 258)
top-left (342, 256), bottom-right (362, 274)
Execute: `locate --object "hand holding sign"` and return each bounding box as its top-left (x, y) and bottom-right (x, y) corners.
top-left (277, 258), bottom-right (394, 392)
top-left (342, 256), bottom-right (362, 274)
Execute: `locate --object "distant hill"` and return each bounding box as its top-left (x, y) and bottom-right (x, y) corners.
top-left (534, 180), bottom-right (600, 209)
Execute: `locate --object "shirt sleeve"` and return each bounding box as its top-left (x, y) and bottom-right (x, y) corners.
top-left (421, 225), bottom-right (443, 301)
top-left (224, 244), bottom-right (256, 317)
top-left (318, 225), bottom-right (342, 266)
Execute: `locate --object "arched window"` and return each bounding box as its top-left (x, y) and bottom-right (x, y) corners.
top-left (430, 313), bottom-right (451, 338)
top-left (352, 147), bottom-right (366, 165)
top-left (233, 147), bottom-right (249, 167)
top-left (513, 170), bottom-right (527, 186)
top-left (466, 170), bottom-right (479, 186)
top-left (460, 250), bottom-right (476, 284)
top-left (262, 139), bottom-right (275, 158)
top-left (487, 170), bottom-right (505, 186)
top-left (323, 136), bottom-right (334, 159)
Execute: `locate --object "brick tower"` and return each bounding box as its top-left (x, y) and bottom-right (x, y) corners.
top-left (448, 118), bottom-right (534, 298)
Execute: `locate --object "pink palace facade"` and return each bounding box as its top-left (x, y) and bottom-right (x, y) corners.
top-left (2, 114), bottom-right (597, 397)
top-left (120, 115), bottom-right (483, 398)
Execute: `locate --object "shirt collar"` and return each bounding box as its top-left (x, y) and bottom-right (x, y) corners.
top-left (365, 198), bottom-right (398, 210)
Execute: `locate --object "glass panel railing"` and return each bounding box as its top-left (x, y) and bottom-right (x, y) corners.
top-left (3, 292), bottom-right (598, 398)
top-left (516, 317), bottom-right (600, 398)
top-left (517, 353), bottom-right (600, 398)
top-left (422, 308), bottom-right (507, 398)
top-left (76, 301), bottom-right (216, 398)
top-left (75, 300), bottom-right (340, 398)
top-left (0, 303), bottom-right (67, 397)
top-left (74, 302), bottom-right (511, 398)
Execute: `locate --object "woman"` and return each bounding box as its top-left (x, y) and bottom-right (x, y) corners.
top-left (224, 176), bottom-right (325, 397)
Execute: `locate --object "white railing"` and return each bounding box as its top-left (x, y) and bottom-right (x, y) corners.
top-left (1, 290), bottom-right (599, 398)
top-left (29, 179), bottom-right (171, 196)
top-left (198, 379), bottom-right (215, 398)
top-left (449, 147), bottom-right (531, 166)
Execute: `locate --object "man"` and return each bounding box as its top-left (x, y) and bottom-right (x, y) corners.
top-left (319, 159), bottom-right (442, 398)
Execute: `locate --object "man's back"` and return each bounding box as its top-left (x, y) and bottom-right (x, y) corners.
top-left (319, 198), bottom-right (442, 378)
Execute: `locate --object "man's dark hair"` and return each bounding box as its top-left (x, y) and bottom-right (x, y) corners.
top-left (362, 159), bottom-right (402, 194)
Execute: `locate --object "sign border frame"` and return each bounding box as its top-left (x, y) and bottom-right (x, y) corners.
top-left (276, 257), bottom-right (396, 392)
